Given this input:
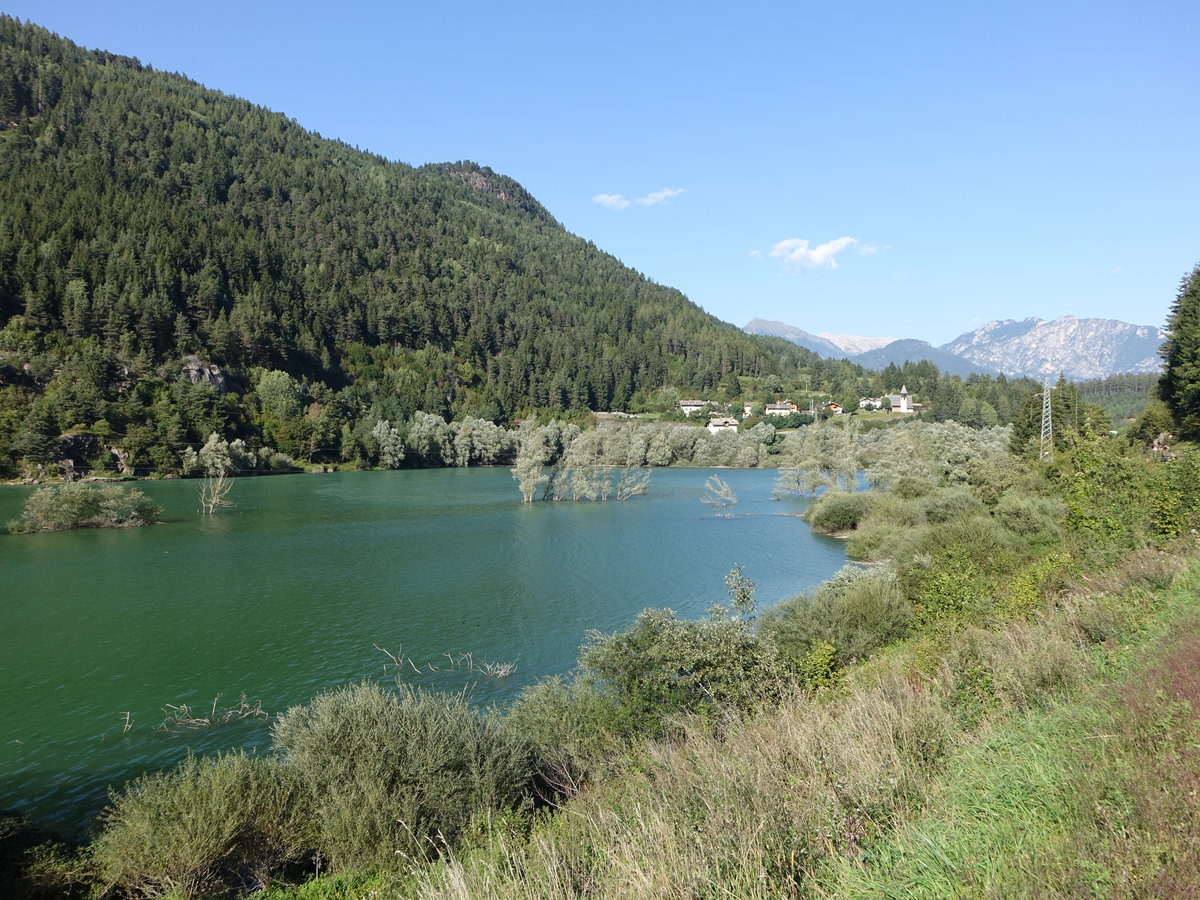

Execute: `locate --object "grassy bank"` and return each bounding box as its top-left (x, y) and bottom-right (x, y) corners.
top-left (822, 561), bottom-right (1200, 898)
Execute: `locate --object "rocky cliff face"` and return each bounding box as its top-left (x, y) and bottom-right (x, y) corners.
top-left (940, 316), bottom-right (1164, 381)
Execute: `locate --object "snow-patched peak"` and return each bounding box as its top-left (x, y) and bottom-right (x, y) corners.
top-left (940, 316), bottom-right (1165, 380)
top-left (815, 332), bottom-right (898, 355)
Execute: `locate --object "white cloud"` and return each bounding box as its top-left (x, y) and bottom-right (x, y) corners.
top-left (768, 236), bottom-right (860, 271)
top-left (594, 187), bottom-right (685, 210)
top-left (636, 187), bottom-right (685, 206)
top-left (593, 193), bottom-right (631, 210)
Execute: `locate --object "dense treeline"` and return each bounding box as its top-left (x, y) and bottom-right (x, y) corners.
top-left (2, 17), bottom-right (1155, 481)
top-left (0, 17), bottom-right (824, 477)
top-left (1076, 372), bottom-right (1158, 421)
top-left (0, 18), bottom-right (1139, 482)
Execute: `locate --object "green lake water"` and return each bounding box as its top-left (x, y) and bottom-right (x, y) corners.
top-left (0, 467), bottom-right (845, 834)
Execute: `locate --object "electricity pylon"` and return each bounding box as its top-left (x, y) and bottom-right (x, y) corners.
top-left (1039, 381), bottom-right (1053, 462)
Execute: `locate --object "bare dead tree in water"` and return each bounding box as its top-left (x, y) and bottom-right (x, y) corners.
top-left (198, 473), bottom-right (235, 515)
top-left (702, 474), bottom-right (737, 508)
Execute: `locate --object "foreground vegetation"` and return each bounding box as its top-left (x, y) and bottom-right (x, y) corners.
top-left (4, 416), bottom-right (1199, 898)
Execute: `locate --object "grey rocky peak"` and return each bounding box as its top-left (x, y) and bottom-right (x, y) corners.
top-left (939, 316), bottom-right (1164, 380)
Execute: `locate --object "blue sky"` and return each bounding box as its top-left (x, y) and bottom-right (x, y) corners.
top-left (7, 0), bottom-right (1198, 344)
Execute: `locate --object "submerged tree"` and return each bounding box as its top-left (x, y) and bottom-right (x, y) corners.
top-left (702, 474), bottom-right (737, 507)
top-left (774, 420), bottom-right (860, 497)
top-left (198, 473), bottom-right (235, 515)
top-left (511, 422), bottom-right (552, 503)
top-left (512, 421), bottom-right (650, 502)
top-left (182, 433), bottom-right (255, 477)
top-left (616, 467), bottom-right (651, 501)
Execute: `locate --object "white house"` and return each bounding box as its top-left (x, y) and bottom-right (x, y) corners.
top-left (764, 400), bottom-right (802, 417)
top-left (679, 400), bottom-right (714, 417)
top-left (706, 417), bottom-right (739, 434)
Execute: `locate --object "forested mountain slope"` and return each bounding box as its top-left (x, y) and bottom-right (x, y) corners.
top-left (0, 18), bottom-right (816, 474)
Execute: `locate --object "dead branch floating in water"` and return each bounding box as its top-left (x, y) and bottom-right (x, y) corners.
top-left (375, 644), bottom-right (516, 679)
top-left (156, 692), bottom-right (269, 733)
top-left (445, 651), bottom-right (517, 678)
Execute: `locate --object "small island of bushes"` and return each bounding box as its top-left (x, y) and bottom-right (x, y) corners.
top-left (6, 484), bottom-right (161, 533)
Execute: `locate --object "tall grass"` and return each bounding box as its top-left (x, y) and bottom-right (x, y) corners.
top-left (417, 673), bottom-right (957, 900)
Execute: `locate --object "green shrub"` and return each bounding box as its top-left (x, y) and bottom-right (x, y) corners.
top-left (963, 453), bottom-right (1027, 506)
top-left (578, 605), bottom-right (782, 737)
top-left (504, 676), bottom-right (624, 797)
top-left (0, 813), bottom-right (86, 900)
top-left (867, 492), bottom-right (927, 528)
top-left (920, 488), bottom-right (984, 524)
top-left (808, 491), bottom-right (873, 533)
top-left (844, 521), bottom-right (910, 561)
top-left (895, 516), bottom-right (1017, 626)
top-left (890, 475), bottom-right (934, 499)
top-left (8, 484), bottom-right (160, 533)
top-left (992, 493), bottom-right (1065, 540)
top-left (908, 514), bottom-right (1017, 570)
top-left (270, 682), bottom-right (532, 872)
top-left (91, 752), bottom-right (308, 900)
top-left (763, 567), bottom-right (912, 671)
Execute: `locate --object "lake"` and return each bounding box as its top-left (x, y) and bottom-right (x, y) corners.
top-left (0, 467), bottom-right (846, 834)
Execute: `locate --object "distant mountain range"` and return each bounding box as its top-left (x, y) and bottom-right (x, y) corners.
top-left (744, 316), bottom-right (1166, 381)
top-left (743, 320), bottom-right (896, 358)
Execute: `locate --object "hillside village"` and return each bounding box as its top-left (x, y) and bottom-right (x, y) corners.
top-left (677, 385), bottom-right (920, 433)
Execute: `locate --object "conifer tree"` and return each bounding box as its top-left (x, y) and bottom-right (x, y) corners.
top-left (1160, 263), bottom-right (1200, 439)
